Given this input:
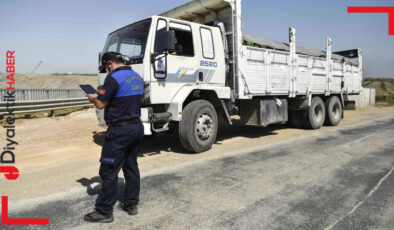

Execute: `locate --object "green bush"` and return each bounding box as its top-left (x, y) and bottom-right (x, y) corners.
top-left (376, 93), bottom-right (394, 105)
top-left (381, 81), bottom-right (387, 91)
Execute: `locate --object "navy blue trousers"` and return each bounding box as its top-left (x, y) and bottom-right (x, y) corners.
top-left (95, 121), bottom-right (144, 214)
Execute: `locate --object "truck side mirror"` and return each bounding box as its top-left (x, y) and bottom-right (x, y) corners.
top-left (163, 30), bottom-right (175, 53)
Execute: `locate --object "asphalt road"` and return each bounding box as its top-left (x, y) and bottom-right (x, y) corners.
top-left (4, 114), bottom-right (394, 230)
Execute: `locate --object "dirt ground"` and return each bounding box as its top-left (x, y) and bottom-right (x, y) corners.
top-left (1, 106), bottom-right (394, 202)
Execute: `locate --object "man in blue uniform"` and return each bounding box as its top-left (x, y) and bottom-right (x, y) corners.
top-left (84, 52), bottom-right (144, 223)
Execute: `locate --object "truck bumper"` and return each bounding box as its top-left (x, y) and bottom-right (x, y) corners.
top-left (141, 108), bottom-right (152, 135)
top-left (95, 108), bottom-right (153, 135)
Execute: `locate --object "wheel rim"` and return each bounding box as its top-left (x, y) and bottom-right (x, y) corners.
top-left (332, 102), bottom-right (341, 121)
top-left (196, 113), bottom-right (213, 141)
top-left (313, 104), bottom-right (323, 123)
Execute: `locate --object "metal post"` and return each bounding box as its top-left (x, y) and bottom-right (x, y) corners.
top-left (326, 37), bottom-right (332, 96)
top-left (289, 27), bottom-right (297, 98)
top-left (358, 48), bottom-right (363, 92)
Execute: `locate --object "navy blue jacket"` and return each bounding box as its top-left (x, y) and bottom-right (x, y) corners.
top-left (97, 66), bottom-right (144, 124)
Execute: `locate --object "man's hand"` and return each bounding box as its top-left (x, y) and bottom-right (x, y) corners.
top-left (87, 94), bottom-right (98, 103)
top-left (87, 94), bottom-right (108, 109)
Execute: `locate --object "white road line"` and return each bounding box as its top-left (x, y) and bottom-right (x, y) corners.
top-left (324, 167), bottom-right (394, 230)
top-left (352, 132), bottom-right (376, 144)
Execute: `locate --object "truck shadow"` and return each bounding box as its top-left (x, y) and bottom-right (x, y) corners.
top-left (92, 121), bottom-right (288, 155)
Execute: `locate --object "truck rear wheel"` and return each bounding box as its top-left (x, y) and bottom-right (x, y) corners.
top-left (302, 96), bottom-right (326, 130)
top-left (179, 100), bottom-right (218, 153)
top-left (325, 96), bottom-right (342, 126)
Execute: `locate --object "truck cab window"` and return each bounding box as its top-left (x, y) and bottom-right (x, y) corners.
top-left (119, 38), bottom-right (142, 57)
top-left (169, 22), bottom-right (194, 57)
top-left (103, 19), bottom-right (151, 62)
top-left (200, 28), bottom-right (215, 59)
top-left (106, 37), bottom-right (118, 52)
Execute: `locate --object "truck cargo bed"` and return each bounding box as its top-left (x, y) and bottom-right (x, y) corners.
top-left (243, 44), bottom-right (362, 96)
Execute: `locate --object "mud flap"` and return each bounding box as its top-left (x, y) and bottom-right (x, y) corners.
top-left (240, 98), bottom-right (288, 127)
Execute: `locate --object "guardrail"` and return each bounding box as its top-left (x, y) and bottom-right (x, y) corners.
top-left (0, 89), bottom-right (92, 115)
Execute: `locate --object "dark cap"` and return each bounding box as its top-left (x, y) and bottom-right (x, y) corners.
top-left (101, 52), bottom-right (123, 66)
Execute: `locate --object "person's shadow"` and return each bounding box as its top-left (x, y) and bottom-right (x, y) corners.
top-left (76, 177), bottom-right (126, 203)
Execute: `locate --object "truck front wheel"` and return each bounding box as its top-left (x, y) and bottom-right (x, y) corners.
top-left (179, 100), bottom-right (218, 153)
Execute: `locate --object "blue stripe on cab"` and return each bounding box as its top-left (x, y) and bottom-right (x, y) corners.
top-left (175, 69), bottom-right (181, 77)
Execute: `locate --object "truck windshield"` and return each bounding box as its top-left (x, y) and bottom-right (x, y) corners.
top-left (103, 19), bottom-right (152, 62)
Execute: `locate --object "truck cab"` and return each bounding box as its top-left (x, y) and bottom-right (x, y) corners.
top-left (97, 16), bottom-right (231, 152)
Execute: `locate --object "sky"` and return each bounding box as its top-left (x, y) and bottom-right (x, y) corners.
top-left (0, 0), bottom-right (393, 78)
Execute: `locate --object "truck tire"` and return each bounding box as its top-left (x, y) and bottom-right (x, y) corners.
top-left (289, 110), bottom-right (304, 128)
top-left (302, 96), bottom-right (326, 130)
top-left (179, 100), bottom-right (218, 153)
top-left (325, 96), bottom-right (342, 126)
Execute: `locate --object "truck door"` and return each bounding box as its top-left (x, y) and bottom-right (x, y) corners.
top-left (166, 22), bottom-right (198, 83)
top-left (151, 20), bottom-right (199, 104)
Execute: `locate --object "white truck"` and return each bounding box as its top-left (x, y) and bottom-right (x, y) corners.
top-left (96, 0), bottom-right (362, 152)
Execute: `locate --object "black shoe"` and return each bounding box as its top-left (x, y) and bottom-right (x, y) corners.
top-left (119, 203), bottom-right (138, 215)
top-left (84, 210), bottom-right (114, 223)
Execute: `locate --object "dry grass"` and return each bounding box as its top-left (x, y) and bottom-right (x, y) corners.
top-left (0, 73), bottom-right (98, 89)
top-left (363, 78), bottom-right (394, 105)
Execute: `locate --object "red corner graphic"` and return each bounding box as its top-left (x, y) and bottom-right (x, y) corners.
top-left (1, 196), bottom-right (49, 225)
top-left (348, 6), bottom-right (394, 35)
